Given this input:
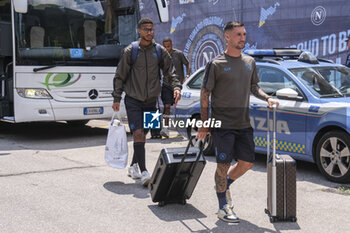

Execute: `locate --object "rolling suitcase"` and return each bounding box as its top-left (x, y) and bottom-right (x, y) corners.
top-left (265, 106), bottom-right (297, 222)
top-left (148, 137), bottom-right (206, 206)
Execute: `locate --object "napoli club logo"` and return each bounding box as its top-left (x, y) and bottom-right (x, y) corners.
top-left (183, 17), bottom-right (226, 73)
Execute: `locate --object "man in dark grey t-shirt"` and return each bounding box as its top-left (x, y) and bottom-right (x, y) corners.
top-left (160, 37), bottom-right (190, 138)
top-left (196, 21), bottom-right (279, 223)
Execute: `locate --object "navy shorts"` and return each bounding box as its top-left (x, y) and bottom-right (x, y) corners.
top-left (161, 85), bottom-right (174, 105)
top-left (212, 127), bottom-right (255, 163)
top-left (124, 95), bottom-right (156, 133)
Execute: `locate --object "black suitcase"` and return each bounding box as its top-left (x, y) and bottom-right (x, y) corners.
top-left (148, 138), bottom-right (206, 206)
top-left (265, 106), bottom-right (297, 222)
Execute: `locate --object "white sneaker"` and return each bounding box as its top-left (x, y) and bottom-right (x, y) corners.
top-left (217, 204), bottom-right (240, 223)
top-left (127, 164), bottom-right (141, 179)
top-left (160, 128), bottom-right (169, 138)
top-left (141, 171), bottom-right (151, 186)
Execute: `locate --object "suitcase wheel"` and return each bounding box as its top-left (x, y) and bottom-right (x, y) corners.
top-left (158, 201), bottom-right (166, 207)
top-left (269, 216), bottom-right (277, 223)
top-left (181, 199), bottom-right (186, 205)
top-left (291, 217), bottom-right (297, 222)
top-left (264, 209), bottom-right (269, 214)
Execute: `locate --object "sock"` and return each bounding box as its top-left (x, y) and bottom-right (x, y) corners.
top-left (130, 153), bottom-right (138, 166)
top-left (134, 142), bottom-right (146, 172)
top-left (227, 176), bottom-right (235, 190)
top-left (216, 192), bottom-right (227, 209)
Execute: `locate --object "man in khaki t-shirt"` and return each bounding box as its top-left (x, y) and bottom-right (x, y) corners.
top-left (196, 21), bottom-right (279, 223)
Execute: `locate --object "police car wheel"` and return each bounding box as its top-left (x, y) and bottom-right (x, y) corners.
top-left (315, 131), bottom-right (350, 183)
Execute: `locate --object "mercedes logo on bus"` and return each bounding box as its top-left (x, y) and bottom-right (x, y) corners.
top-left (88, 89), bottom-right (98, 100)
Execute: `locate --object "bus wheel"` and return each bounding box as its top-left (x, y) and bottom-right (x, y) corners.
top-left (315, 131), bottom-right (350, 183)
top-left (66, 120), bottom-right (89, 127)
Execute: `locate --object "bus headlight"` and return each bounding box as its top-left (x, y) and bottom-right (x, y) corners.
top-left (17, 88), bottom-right (52, 99)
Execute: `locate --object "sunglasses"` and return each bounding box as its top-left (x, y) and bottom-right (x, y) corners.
top-left (141, 28), bottom-right (154, 33)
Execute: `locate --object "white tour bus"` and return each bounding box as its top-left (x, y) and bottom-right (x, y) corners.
top-left (0, 0), bottom-right (168, 125)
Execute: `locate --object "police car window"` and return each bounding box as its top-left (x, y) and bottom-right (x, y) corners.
top-left (316, 67), bottom-right (350, 96)
top-left (188, 70), bottom-right (204, 89)
top-left (289, 67), bottom-right (343, 98)
top-left (257, 67), bottom-right (299, 96)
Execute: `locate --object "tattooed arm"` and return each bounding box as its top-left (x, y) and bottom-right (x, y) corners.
top-left (200, 88), bottom-right (210, 122)
top-left (196, 87), bottom-right (211, 139)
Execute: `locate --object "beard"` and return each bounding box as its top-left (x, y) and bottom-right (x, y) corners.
top-left (235, 41), bottom-right (245, 50)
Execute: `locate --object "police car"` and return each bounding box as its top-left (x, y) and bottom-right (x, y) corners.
top-left (175, 49), bottom-right (350, 183)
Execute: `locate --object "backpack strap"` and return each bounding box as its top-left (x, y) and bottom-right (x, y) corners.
top-left (155, 43), bottom-right (162, 66)
top-left (130, 41), bottom-right (139, 66)
top-left (155, 43), bottom-right (162, 80)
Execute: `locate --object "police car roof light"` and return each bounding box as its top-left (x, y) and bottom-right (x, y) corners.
top-left (244, 49), bottom-right (275, 56)
top-left (297, 51), bottom-right (319, 64)
top-left (273, 49), bottom-right (302, 57)
top-left (244, 49), bottom-right (302, 58)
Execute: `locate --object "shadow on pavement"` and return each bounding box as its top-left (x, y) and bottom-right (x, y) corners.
top-left (202, 152), bottom-right (340, 189)
top-left (146, 136), bottom-right (186, 144)
top-left (103, 181), bottom-right (150, 199)
top-left (0, 121), bottom-right (132, 151)
top-left (148, 203), bottom-right (206, 222)
top-left (196, 219), bottom-right (297, 233)
top-left (0, 153), bottom-right (10, 156)
top-left (188, 219), bottom-right (300, 233)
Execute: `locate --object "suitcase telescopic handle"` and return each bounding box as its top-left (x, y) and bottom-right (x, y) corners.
top-left (267, 105), bottom-right (277, 167)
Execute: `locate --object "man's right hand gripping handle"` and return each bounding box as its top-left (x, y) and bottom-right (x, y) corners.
top-left (112, 102), bottom-right (120, 112)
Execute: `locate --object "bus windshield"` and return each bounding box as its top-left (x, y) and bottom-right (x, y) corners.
top-left (15, 0), bottom-right (139, 66)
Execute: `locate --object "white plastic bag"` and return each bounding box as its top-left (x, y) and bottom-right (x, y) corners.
top-left (105, 113), bottom-right (128, 169)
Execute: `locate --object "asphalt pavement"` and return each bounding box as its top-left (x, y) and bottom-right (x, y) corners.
top-left (0, 120), bottom-right (349, 233)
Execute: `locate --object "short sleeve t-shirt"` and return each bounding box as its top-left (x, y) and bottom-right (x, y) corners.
top-left (202, 53), bottom-right (259, 129)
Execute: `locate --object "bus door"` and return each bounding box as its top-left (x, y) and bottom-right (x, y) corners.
top-left (0, 0), bottom-right (13, 118)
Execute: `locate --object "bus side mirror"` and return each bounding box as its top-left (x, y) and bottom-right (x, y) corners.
top-left (154, 0), bottom-right (169, 22)
top-left (13, 0), bottom-right (28, 13)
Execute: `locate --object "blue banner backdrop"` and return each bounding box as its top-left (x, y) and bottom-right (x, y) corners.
top-left (140, 0), bottom-right (350, 74)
